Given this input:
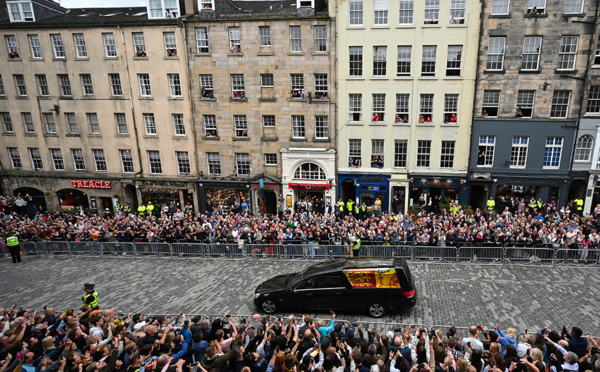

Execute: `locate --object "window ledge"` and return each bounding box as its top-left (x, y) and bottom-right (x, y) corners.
top-left (228, 53), bottom-right (244, 57)
top-left (66, 133), bottom-right (80, 137)
top-left (193, 53), bottom-right (211, 57)
top-left (265, 164), bottom-right (277, 167)
top-left (422, 24), bottom-right (441, 28)
top-left (60, 96), bottom-right (73, 100)
top-left (38, 96), bottom-right (51, 100)
top-left (346, 77), bottom-right (365, 80)
top-left (53, 58), bottom-right (67, 61)
top-left (347, 122), bottom-right (363, 126)
top-left (169, 97), bottom-right (184, 100)
top-left (133, 56), bottom-right (148, 60)
top-left (89, 134), bottom-right (102, 137)
top-left (82, 96), bottom-right (96, 99)
top-left (0, 96), bottom-right (7, 99)
top-left (443, 76), bottom-right (463, 80)
top-left (261, 137), bottom-right (279, 142)
top-left (592, 65), bottom-right (600, 69)
top-left (257, 52), bottom-right (274, 56)
top-left (312, 98), bottom-right (331, 103)
top-left (371, 25), bottom-right (390, 29)
top-left (143, 135), bottom-right (158, 139)
top-left (489, 14), bottom-right (511, 18)
top-left (524, 13), bottom-right (548, 18)
top-left (484, 69), bottom-right (505, 74)
top-left (290, 137), bottom-right (307, 142)
top-left (15, 96), bottom-right (29, 100)
top-left (104, 57), bottom-right (119, 60)
top-left (230, 98), bottom-right (248, 102)
top-left (200, 97), bottom-right (216, 101)
top-left (562, 13), bottom-right (585, 17)
top-left (163, 56), bottom-right (179, 60)
top-left (233, 137), bottom-right (250, 141)
top-left (288, 98), bottom-right (307, 102)
top-left (395, 76), bottom-right (412, 79)
top-left (259, 97), bottom-right (277, 102)
top-left (116, 134), bottom-right (130, 138)
top-left (74, 57), bottom-right (89, 61)
top-left (30, 58), bottom-right (44, 62)
top-left (346, 26), bottom-right (366, 30)
top-left (7, 57), bottom-right (22, 62)
top-left (110, 96), bottom-right (126, 100)
top-left (396, 25), bottom-right (415, 29)
top-left (370, 77), bottom-right (389, 80)
top-left (201, 136), bottom-right (220, 140)
top-left (311, 52), bottom-right (329, 56)
top-left (370, 122), bottom-right (386, 125)
top-left (172, 135), bottom-right (188, 139)
top-left (287, 52), bottom-right (305, 56)
top-left (442, 123), bottom-right (460, 127)
top-left (313, 138), bottom-right (330, 142)
top-left (556, 69), bottom-right (578, 74)
top-left (583, 114), bottom-right (600, 117)
top-left (418, 77), bottom-right (437, 80)
top-left (448, 24), bottom-right (467, 28)
top-left (139, 96), bottom-right (154, 100)
top-left (519, 69), bottom-right (541, 74)
top-left (417, 124), bottom-right (435, 127)
top-left (2, 132), bottom-right (16, 136)
top-left (393, 123), bottom-right (411, 126)
top-left (476, 165), bottom-right (493, 168)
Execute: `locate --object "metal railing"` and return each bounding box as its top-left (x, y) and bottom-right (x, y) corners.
top-left (3, 241), bottom-right (600, 266)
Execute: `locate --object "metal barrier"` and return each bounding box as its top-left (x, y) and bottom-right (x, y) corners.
top-left (70, 241), bottom-right (102, 256)
top-left (37, 241), bottom-right (70, 256)
top-left (413, 246), bottom-right (457, 262)
top-left (505, 247), bottom-right (555, 264)
top-left (20, 241), bottom-right (43, 257)
top-left (555, 248), bottom-right (600, 264)
top-left (172, 243), bottom-right (208, 258)
top-left (102, 242), bottom-right (136, 256)
top-left (135, 242), bottom-right (172, 257)
top-left (433, 325), bottom-right (489, 342)
top-left (457, 246), bottom-right (504, 263)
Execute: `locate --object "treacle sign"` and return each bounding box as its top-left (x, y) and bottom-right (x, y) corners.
top-left (71, 180), bottom-right (112, 189)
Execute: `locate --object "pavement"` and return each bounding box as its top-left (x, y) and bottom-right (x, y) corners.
top-left (1, 256), bottom-right (599, 336)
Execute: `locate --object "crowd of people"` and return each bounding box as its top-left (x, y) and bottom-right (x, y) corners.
top-left (1, 194), bottom-right (600, 257)
top-left (1, 300), bottom-right (599, 372)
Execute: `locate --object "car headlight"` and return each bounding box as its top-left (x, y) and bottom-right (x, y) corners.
top-left (255, 293), bottom-right (262, 299)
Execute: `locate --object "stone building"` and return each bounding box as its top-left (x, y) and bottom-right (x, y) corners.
top-left (468, 0), bottom-right (597, 209)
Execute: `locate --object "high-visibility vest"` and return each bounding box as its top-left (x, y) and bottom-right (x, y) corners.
top-left (576, 199), bottom-right (583, 210)
top-left (124, 205), bottom-right (131, 213)
top-left (138, 205), bottom-right (146, 214)
top-left (115, 204), bottom-right (121, 211)
top-left (487, 199), bottom-right (495, 210)
top-left (6, 236), bottom-right (19, 246)
top-left (82, 290), bottom-right (99, 308)
top-left (529, 200), bottom-right (536, 208)
top-left (353, 238), bottom-right (361, 250)
top-left (354, 205), bottom-right (359, 213)
top-left (147, 204), bottom-right (154, 213)
top-left (338, 201), bottom-right (344, 212)
top-left (346, 201), bottom-right (354, 212)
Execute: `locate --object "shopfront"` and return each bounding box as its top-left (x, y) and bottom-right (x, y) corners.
top-left (338, 174), bottom-right (390, 213)
top-left (197, 180), bottom-right (251, 214)
top-left (136, 179), bottom-right (197, 214)
top-left (491, 176), bottom-right (569, 207)
top-left (409, 176), bottom-right (469, 210)
top-left (249, 175), bottom-right (280, 215)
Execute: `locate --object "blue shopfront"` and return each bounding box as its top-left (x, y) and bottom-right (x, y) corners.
top-left (338, 174), bottom-right (391, 212)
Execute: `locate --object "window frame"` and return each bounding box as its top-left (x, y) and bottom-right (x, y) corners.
top-left (176, 151), bottom-right (191, 175)
top-left (120, 149), bottom-right (135, 173)
top-left (264, 153), bottom-right (278, 166)
top-left (399, 0), bottom-right (414, 25)
top-left (29, 148), bottom-right (43, 170)
top-left (394, 140), bottom-right (408, 168)
top-left (444, 94), bottom-right (459, 123)
top-left (147, 0), bottom-right (180, 19)
top-left (564, 0), bottom-right (584, 14)
top-left (22, 112), bottom-right (34, 133)
top-left (168, 73), bottom-right (182, 98)
top-left (7, 1), bottom-right (35, 22)
top-left (419, 94), bottom-right (434, 122)
top-left (132, 32), bottom-right (146, 56)
top-left (371, 139), bottom-right (384, 168)
top-left (231, 74), bottom-right (246, 99)
top-left (50, 148), bottom-right (64, 171)
top-left (397, 46), bottom-right (411, 76)
top-left (314, 74), bottom-right (328, 99)
top-left (259, 26), bottom-right (271, 46)
top-left (71, 148), bottom-right (86, 171)
top-left (424, 0), bottom-right (440, 24)
top-left (557, 36), bottom-right (578, 71)
top-left (349, 46), bottom-right (363, 76)
top-left (372, 94), bottom-right (386, 122)
top-left (292, 115), bottom-right (306, 139)
top-left (229, 27), bottom-right (241, 53)
top-left (522, 36), bottom-right (542, 71)
top-left (349, 94), bottom-right (362, 122)
top-left (195, 28), bottom-right (209, 53)
top-left (260, 73), bottom-right (274, 88)
top-left (574, 134), bottom-right (594, 162)
top-left (36, 74), bottom-right (49, 96)
top-left (8, 147), bottom-right (22, 169)
top-left (80, 74), bottom-right (94, 96)
top-left (148, 150), bottom-right (163, 174)
top-left (586, 85), bottom-right (600, 115)
top-left (235, 153), bottom-right (250, 176)
top-left (421, 45), bottom-right (437, 76)
top-left (315, 115), bottom-right (329, 139)
top-left (207, 152), bottom-right (221, 175)
top-left (87, 112), bottom-right (100, 135)
top-left (200, 74), bottom-right (214, 98)
top-left (234, 115), bottom-right (248, 137)
top-left (491, 0), bottom-right (510, 15)
top-left (28, 34), bottom-right (41, 59)
top-left (440, 140), bottom-right (455, 169)
top-left (482, 90), bottom-right (500, 118)
top-left (93, 149), bottom-right (107, 172)
top-left (14, 74), bottom-right (27, 96)
top-left (263, 115), bottom-right (275, 127)
top-left (395, 94), bottom-right (410, 123)
top-left (290, 26), bottom-right (302, 53)
top-left (543, 137), bottom-right (563, 169)
top-left (477, 136), bottom-right (496, 167)
top-left (416, 140), bottom-right (432, 168)
top-left (550, 90), bottom-right (571, 118)
top-left (374, 0), bottom-right (389, 26)
top-left (73, 33), bottom-right (87, 58)
top-left (446, 45), bottom-right (462, 76)
top-left (172, 113), bottom-right (186, 136)
top-left (65, 113), bottom-right (78, 134)
top-left (203, 114), bottom-right (217, 136)
top-left (103, 33), bottom-right (117, 57)
top-left (58, 74), bottom-right (71, 97)
top-left (486, 37), bottom-right (506, 71)
top-left (373, 46), bottom-right (387, 76)
top-left (450, 0), bottom-right (466, 24)
top-left (1, 112), bottom-right (13, 133)
top-left (143, 113), bottom-right (157, 136)
top-left (109, 74), bottom-right (122, 97)
top-left (314, 25), bottom-right (327, 52)
top-left (138, 73), bottom-right (152, 97)
top-left (517, 90), bottom-right (536, 118)
top-left (290, 73), bottom-right (304, 98)
top-left (163, 31), bottom-right (177, 56)
top-left (349, 0), bottom-right (364, 26)
top-left (50, 34), bottom-right (65, 59)
top-left (348, 139), bottom-right (362, 167)
top-left (510, 136), bottom-right (529, 168)
top-left (527, 0), bottom-right (546, 15)
top-left (115, 113), bottom-right (128, 134)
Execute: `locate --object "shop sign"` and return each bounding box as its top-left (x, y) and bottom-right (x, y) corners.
top-left (411, 178), bottom-right (458, 187)
top-left (199, 182), bottom-right (250, 189)
top-left (138, 180), bottom-right (189, 188)
top-left (289, 183), bottom-right (330, 190)
top-left (505, 178), bottom-right (556, 186)
top-left (71, 180), bottom-right (112, 189)
top-left (361, 175), bottom-right (387, 183)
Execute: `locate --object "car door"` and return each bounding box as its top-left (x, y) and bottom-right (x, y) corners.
top-left (310, 273), bottom-right (352, 311)
top-left (290, 276), bottom-right (323, 311)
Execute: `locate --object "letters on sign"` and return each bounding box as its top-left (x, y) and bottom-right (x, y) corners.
top-left (71, 180), bottom-right (112, 189)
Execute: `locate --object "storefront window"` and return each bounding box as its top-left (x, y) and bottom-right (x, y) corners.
top-left (205, 189), bottom-right (249, 214)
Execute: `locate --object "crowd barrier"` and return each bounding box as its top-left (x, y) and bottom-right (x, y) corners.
top-left (3, 241), bottom-right (600, 266)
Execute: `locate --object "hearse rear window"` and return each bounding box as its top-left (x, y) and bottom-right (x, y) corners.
top-left (343, 269), bottom-right (401, 288)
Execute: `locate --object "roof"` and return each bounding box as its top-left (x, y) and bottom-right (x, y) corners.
top-left (300, 258), bottom-right (404, 277)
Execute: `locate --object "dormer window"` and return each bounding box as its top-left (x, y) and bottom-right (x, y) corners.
top-left (199, 0), bottom-right (214, 10)
top-left (297, 0), bottom-right (314, 7)
top-left (147, 0), bottom-right (180, 19)
top-left (7, 1), bottom-right (35, 22)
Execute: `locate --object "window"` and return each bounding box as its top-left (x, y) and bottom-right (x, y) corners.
top-left (482, 90), bottom-right (500, 117)
top-left (231, 74), bottom-right (245, 99)
top-left (395, 94), bottom-right (410, 122)
top-left (422, 46), bottom-right (436, 76)
top-left (527, 0), bottom-right (545, 14)
top-left (8, 147), bottom-right (22, 169)
top-left (374, 0), bottom-right (389, 25)
top-left (261, 74), bottom-right (274, 87)
top-left (5, 35), bottom-right (19, 58)
top-left (22, 112), bottom-right (34, 133)
top-left (446, 45), bottom-right (462, 76)
top-left (517, 90), bottom-right (535, 117)
top-left (50, 149), bottom-right (64, 170)
top-left (290, 74), bottom-right (304, 98)
top-left (58, 74), bottom-right (71, 96)
top-left (558, 36), bottom-right (578, 70)
top-left (200, 0), bottom-right (214, 9)
top-left (172, 113), bottom-right (185, 136)
top-left (235, 153), bottom-right (250, 176)
top-left (399, 0), bottom-right (414, 24)
top-left (103, 33), bottom-right (117, 57)
top-left (314, 25), bottom-right (326, 52)
top-left (450, 0), bottom-right (466, 24)
top-left (109, 74), bottom-right (122, 96)
top-left (550, 90), bottom-right (571, 118)
top-left (397, 46), bottom-right (411, 76)
top-left (115, 113), bottom-right (128, 134)
top-left (349, 139), bottom-right (362, 167)
top-left (234, 115), bottom-right (248, 137)
top-left (349, 0), bottom-right (364, 25)
top-left (263, 115), bottom-right (275, 127)
top-left (394, 140), bottom-right (408, 167)
top-left (93, 149), bottom-right (107, 172)
top-left (444, 94), bottom-right (459, 123)
top-left (120, 149), bottom-right (134, 173)
top-left (491, 0), bottom-right (510, 14)
top-left (290, 26), bottom-right (302, 52)
top-left (207, 152), bottom-right (221, 175)
top-left (349, 47), bottom-right (363, 76)
top-left (417, 140), bottom-right (431, 167)
top-left (371, 139), bottom-right (384, 168)
top-left (133, 32), bottom-right (146, 56)
top-left (36, 74), bottom-right (49, 96)
top-left (595, 38), bottom-right (600, 65)
top-left (200, 74), bottom-right (213, 98)
top-left (478, 136), bottom-right (496, 167)
top-left (203, 115), bottom-right (217, 136)
top-left (486, 37), bottom-right (506, 71)
top-left (419, 94), bottom-right (434, 122)
top-left (315, 116), bottom-right (329, 139)
top-left (440, 141), bottom-right (455, 168)
top-left (87, 113), bottom-right (100, 134)
top-left (294, 163), bottom-right (326, 180)
top-left (29, 148), bottom-right (43, 170)
top-left (72, 149), bottom-right (85, 171)
top-left (73, 33), bottom-right (87, 58)
top-left (349, 94), bottom-right (362, 122)
top-left (0, 76), bottom-right (4, 96)
top-left (176, 151), bottom-right (190, 174)
top-left (196, 28), bottom-right (209, 53)
top-left (565, 0), bottom-right (584, 14)
top-left (373, 46), bottom-right (387, 76)
top-left (66, 113), bottom-right (78, 134)
top-left (148, 151), bottom-right (162, 174)
top-left (144, 114), bottom-right (156, 135)
top-left (314, 74), bottom-right (328, 98)
top-left (522, 36), bottom-right (542, 70)
top-left (229, 27), bottom-right (241, 53)
top-left (168, 73), bottom-right (181, 98)
top-left (50, 34), bottom-right (64, 59)
top-left (574, 135), bottom-right (593, 162)
top-left (148, 0), bottom-right (179, 18)
top-left (372, 94), bottom-right (386, 122)
top-left (14, 74), bottom-right (27, 96)
top-left (265, 153), bottom-right (278, 166)
top-left (259, 26), bottom-right (271, 46)
top-left (424, 0), bottom-right (440, 24)
top-left (7, 1), bottom-right (35, 22)
top-left (510, 137), bottom-right (529, 168)
top-left (292, 115), bottom-right (305, 138)
top-left (28, 34), bottom-right (41, 58)
top-left (1, 112), bottom-right (13, 133)
top-left (80, 74), bottom-right (94, 96)
top-left (138, 74), bottom-right (151, 97)
top-left (543, 137), bottom-right (563, 168)
top-left (164, 32), bottom-right (177, 56)
top-left (586, 86), bottom-right (600, 114)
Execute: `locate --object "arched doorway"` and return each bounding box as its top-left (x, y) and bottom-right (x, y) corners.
top-left (13, 187), bottom-right (47, 212)
top-left (291, 162), bottom-right (328, 213)
top-left (568, 179), bottom-right (586, 203)
top-left (57, 189), bottom-right (89, 210)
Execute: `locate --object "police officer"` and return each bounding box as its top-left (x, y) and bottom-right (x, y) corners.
top-left (352, 235), bottom-right (361, 257)
top-left (146, 201), bottom-right (155, 216)
top-left (575, 197), bottom-right (583, 214)
top-left (82, 283), bottom-right (99, 311)
top-left (487, 197), bottom-right (495, 215)
top-left (6, 233), bottom-right (21, 264)
top-left (123, 204), bottom-right (131, 214)
top-left (337, 199), bottom-right (344, 217)
top-left (138, 204), bottom-right (146, 216)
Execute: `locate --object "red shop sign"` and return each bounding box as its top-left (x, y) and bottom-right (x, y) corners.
top-left (71, 180), bottom-right (112, 189)
top-left (289, 183), bottom-right (330, 191)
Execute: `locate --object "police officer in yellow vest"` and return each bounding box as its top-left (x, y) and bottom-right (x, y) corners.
top-left (352, 236), bottom-right (361, 257)
top-left (6, 234), bottom-right (21, 264)
top-left (575, 197), bottom-right (583, 214)
top-left (360, 203), bottom-right (367, 220)
top-left (138, 204), bottom-right (146, 216)
top-left (123, 204), bottom-right (131, 214)
top-left (336, 199), bottom-right (344, 216)
top-left (529, 199), bottom-right (537, 209)
top-left (487, 197), bottom-right (495, 214)
top-left (146, 201), bottom-right (155, 216)
top-left (346, 199), bottom-right (355, 217)
top-left (82, 283), bottom-right (99, 311)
